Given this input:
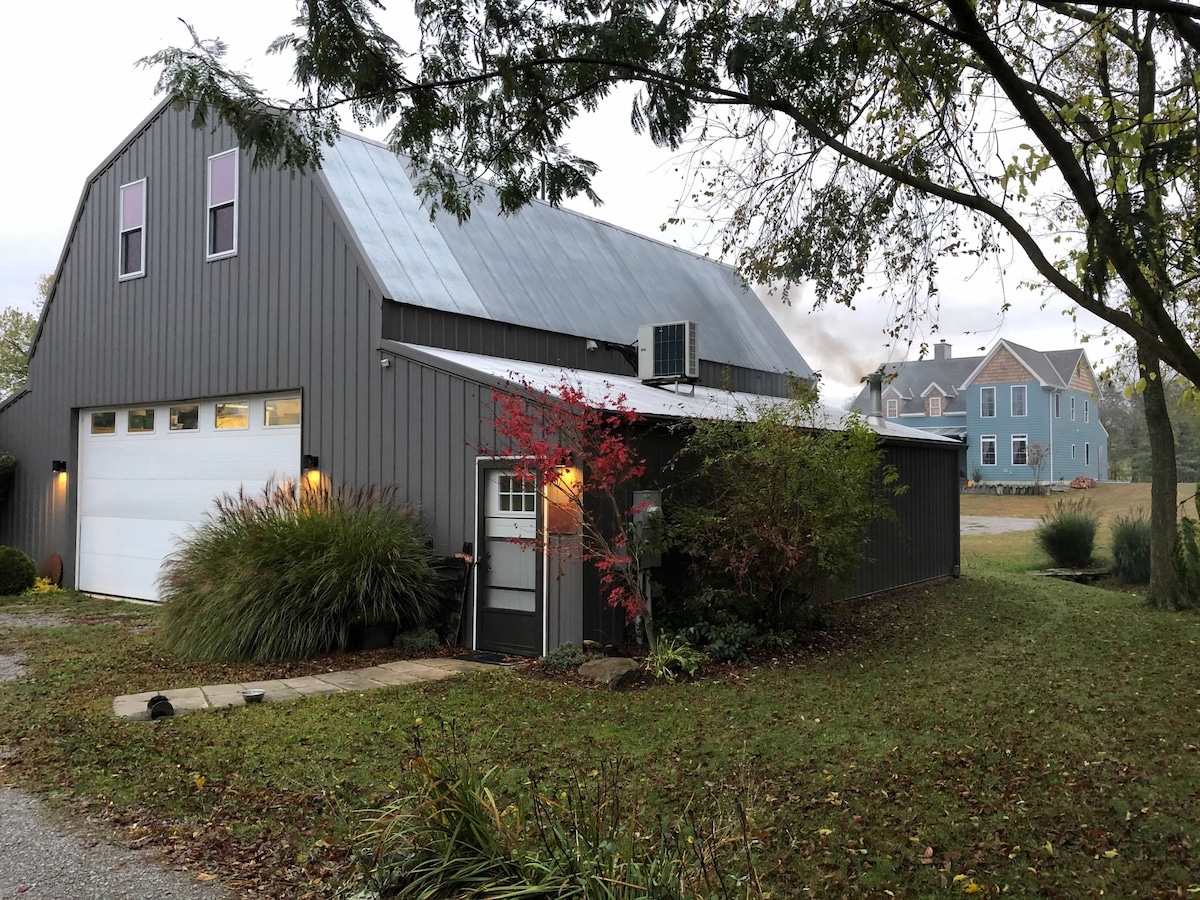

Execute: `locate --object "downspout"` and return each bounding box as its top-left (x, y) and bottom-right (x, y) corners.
top-left (1049, 389), bottom-right (1055, 483)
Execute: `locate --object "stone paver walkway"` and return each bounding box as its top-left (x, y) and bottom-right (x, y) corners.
top-left (113, 657), bottom-right (490, 720)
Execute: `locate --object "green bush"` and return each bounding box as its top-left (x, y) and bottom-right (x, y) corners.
top-left (158, 482), bottom-right (443, 661)
top-left (1111, 511), bottom-right (1151, 584)
top-left (645, 633), bottom-right (706, 683)
top-left (1035, 497), bottom-right (1098, 568)
top-left (678, 616), bottom-right (759, 664)
top-left (394, 627), bottom-right (442, 653)
top-left (0, 452), bottom-right (15, 509)
top-left (542, 640), bottom-right (587, 671)
top-left (0, 545), bottom-right (36, 596)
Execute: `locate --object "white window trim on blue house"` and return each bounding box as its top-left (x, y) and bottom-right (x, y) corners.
top-left (981, 434), bottom-right (997, 466)
top-left (1011, 385), bottom-right (1027, 417)
top-left (1012, 434), bottom-right (1028, 465)
top-left (981, 386), bottom-right (996, 418)
top-left (1070, 396), bottom-right (1076, 421)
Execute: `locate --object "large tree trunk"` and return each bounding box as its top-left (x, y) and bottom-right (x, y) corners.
top-left (1138, 345), bottom-right (1182, 608)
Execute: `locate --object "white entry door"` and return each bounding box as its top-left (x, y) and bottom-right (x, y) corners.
top-left (76, 395), bottom-right (302, 600)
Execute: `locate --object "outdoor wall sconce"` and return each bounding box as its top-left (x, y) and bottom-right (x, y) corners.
top-left (301, 454), bottom-right (319, 471)
top-left (51, 460), bottom-right (67, 474)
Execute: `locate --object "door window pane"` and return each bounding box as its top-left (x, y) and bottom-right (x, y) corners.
top-left (170, 405), bottom-right (199, 431)
top-left (215, 401), bottom-right (249, 430)
top-left (90, 411), bottom-right (116, 435)
top-left (127, 408), bottom-right (155, 433)
top-left (264, 398), bottom-right (301, 426)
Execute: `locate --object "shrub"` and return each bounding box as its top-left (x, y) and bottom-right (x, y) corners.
top-left (0, 546), bottom-right (36, 596)
top-left (667, 394), bottom-right (901, 631)
top-left (541, 640), bottom-right (587, 671)
top-left (678, 616), bottom-right (759, 664)
top-left (356, 730), bottom-right (761, 899)
top-left (23, 576), bottom-right (61, 596)
top-left (645, 633), bottom-right (706, 683)
top-left (1111, 511), bottom-right (1151, 584)
top-left (158, 482), bottom-right (443, 661)
top-left (394, 627), bottom-right (441, 653)
top-left (1035, 497), bottom-right (1098, 568)
top-left (0, 452), bottom-right (15, 509)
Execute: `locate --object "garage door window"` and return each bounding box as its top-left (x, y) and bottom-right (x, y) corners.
top-left (128, 409), bottom-right (155, 433)
top-left (215, 401), bottom-right (249, 430)
top-left (265, 398), bottom-right (301, 427)
top-left (170, 405), bottom-right (199, 431)
top-left (91, 411), bottom-right (116, 435)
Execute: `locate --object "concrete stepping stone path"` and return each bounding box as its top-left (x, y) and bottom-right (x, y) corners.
top-left (112, 657), bottom-right (491, 720)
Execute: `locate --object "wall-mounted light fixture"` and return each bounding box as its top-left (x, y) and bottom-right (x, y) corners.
top-left (301, 454), bottom-right (319, 471)
top-left (51, 460), bottom-right (67, 474)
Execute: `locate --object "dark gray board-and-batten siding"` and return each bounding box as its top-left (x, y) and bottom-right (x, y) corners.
top-left (0, 107), bottom-right (496, 629)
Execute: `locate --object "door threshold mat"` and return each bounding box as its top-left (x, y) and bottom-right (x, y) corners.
top-left (457, 650), bottom-right (523, 666)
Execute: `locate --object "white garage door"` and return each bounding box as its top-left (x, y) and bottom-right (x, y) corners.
top-left (77, 395), bottom-right (302, 600)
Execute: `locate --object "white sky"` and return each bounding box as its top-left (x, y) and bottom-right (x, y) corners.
top-left (0, 1), bottom-right (1114, 406)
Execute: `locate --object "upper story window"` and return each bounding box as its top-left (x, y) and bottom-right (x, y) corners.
top-left (1070, 396), bottom-right (1076, 421)
top-left (207, 149), bottom-right (238, 259)
top-left (1054, 393), bottom-right (1061, 418)
top-left (885, 398), bottom-right (899, 418)
top-left (1011, 385), bottom-right (1027, 417)
top-left (1084, 400), bottom-right (1090, 423)
top-left (928, 395), bottom-right (942, 417)
top-left (980, 386), bottom-right (996, 418)
top-left (119, 179), bottom-right (146, 279)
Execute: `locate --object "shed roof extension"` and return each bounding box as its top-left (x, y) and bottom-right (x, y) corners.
top-left (322, 133), bottom-right (811, 377)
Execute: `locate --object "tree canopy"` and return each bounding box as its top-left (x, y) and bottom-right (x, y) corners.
top-left (0, 275), bottom-right (49, 398)
top-left (147, 0), bottom-right (1200, 376)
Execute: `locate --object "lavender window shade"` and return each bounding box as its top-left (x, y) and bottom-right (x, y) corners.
top-left (119, 180), bottom-right (145, 277)
top-left (209, 153), bottom-right (237, 205)
top-left (121, 182), bottom-right (144, 229)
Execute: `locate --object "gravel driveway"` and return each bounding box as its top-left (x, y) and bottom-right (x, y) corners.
top-left (0, 787), bottom-right (228, 899)
top-left (960, 515), bottom-right (1040, 535)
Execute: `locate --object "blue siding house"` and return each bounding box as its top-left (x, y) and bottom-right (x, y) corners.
top-left (853, 339), bottom-right (1108, 484)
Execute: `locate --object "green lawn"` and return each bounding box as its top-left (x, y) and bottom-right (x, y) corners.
top-left (2, 577), bottom-right (1198, 898)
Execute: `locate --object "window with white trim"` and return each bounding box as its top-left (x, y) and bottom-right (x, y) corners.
top-left (497, 474), bottom-right (537, 512)
top-left (980, 387), bottom-right (996, 418)
top-left (1085, 442), bottom-right (1091, 465)
top-left (1012, 434), bottom-right (1029, 466)
top-left (927, 395), bottom-right (941, 417)
top-left (1055, 393), bottom-right (1061, 417)
top-left (981, 435), bottom-right (997, 466)
top-left (1070, 396), bottom-right (1076, 421)
top-left (1085, 400), bottom-right (1090, 423)
top-left (119, 179), bottom-right (146, 279)
top-left (1011, 385), bottom-right (1027, 417)
top-left (1071, 444), bottom-right (1076, 459)
top-left (207, 149), bottom-right (238, 259)
top-left (885, 398), bottom-right (898, 418)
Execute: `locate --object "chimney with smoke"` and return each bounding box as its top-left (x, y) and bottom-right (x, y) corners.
top-left (934, 340), bottom-right (951, 361)
top-left (866, 370), bottom-right (884, 426)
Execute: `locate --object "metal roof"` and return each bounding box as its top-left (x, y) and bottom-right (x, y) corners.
top-left (386, 342), bottom-right (954, 443)
top-left (323, 134), bottom-right (812, 376)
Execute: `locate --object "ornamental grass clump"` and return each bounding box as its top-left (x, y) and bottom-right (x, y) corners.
top-left (1035, 497), bottom-right (1098, 569)
top-left (158, 481), bottom-right (443, 661)
top-left (1111, 510), bottom-right (1151, 585)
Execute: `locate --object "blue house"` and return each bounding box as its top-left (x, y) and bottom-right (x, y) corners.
top-left (852, 339), bottom-right (1108, 483)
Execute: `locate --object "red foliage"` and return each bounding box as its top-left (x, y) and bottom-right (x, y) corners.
top-left (482, 374), bottom-right (649, 622)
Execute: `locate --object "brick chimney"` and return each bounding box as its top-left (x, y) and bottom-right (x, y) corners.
top-left (934, 340), bottom-right (951, 361)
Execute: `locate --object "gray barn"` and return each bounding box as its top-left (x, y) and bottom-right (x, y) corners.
top-left (0, 100), bottom-right (959, 655)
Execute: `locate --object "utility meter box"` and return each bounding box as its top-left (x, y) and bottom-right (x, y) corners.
top-left (631, 490), bottom-right (663, 568)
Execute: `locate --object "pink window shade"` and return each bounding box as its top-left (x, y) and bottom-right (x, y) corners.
top-left (209, 153), bottom-right (237, 205)
top-left (121, 181), bottom-right (144, 229)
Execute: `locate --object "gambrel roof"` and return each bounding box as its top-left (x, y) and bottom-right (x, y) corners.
top-left (321, 133), bottom-right (811, 376)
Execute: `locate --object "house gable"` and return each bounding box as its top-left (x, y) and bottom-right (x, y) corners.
top-left (971, 346), bottom-right (1039, 385)
top-left (1068, 360), bottom-right (1098, 394)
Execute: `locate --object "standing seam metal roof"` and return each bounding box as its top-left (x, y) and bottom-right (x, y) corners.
top-left (321, 133), bottom-right (811, 376)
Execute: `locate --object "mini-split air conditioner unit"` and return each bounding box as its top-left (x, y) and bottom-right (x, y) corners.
top-left (637, 321), bottom-right (699, 383)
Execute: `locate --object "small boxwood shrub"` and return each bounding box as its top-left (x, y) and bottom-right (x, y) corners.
top-left (1036, 497), bottom-right (1098, 568)
top-left (159, 482), bottom-right (443, 661)
top-left (1111, 511), bottom-right (1151, 585)
top-left (0, 546), bottom-right (36, 596)
top-left (541, 641), bottom-right (587, 672)
top-left (395, 627), bottom-right (441, 653)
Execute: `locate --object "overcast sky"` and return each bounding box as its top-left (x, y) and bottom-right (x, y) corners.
top-left (0, 1), bottom-right (1114, 406)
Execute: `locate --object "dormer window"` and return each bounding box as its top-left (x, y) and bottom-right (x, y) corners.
top-left (928, 395), bottom-right (942, 417)
top-left (207, 149), bottom-right (238, 259)
top-left (886, 398), bottom-right (899, 418)
top-left (119, 179), bottom-right (146, 279)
